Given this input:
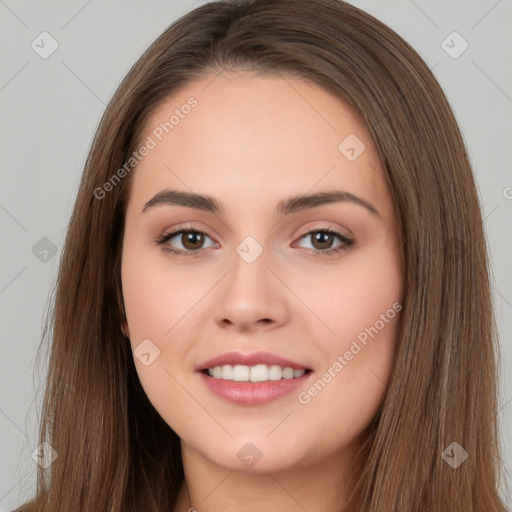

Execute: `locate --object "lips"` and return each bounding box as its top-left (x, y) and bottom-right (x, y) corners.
top-left (198, 370), bottom-right (312, 405)
top-left (195, 350), bottom-right (311, 372)
top-left (195, 350), bottom-right (314, 405)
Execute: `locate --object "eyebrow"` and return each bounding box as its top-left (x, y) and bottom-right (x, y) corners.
top-left (142, 188), bottom-right (380, 217)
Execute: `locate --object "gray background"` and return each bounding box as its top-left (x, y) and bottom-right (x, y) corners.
top-left (0, 0), bottom-right (510, 509)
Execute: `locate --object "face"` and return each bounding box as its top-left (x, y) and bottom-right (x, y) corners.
top-left (121, 71), bottom-right (404, 474)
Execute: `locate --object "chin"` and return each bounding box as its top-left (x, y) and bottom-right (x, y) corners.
top-left (194, 435), bottom-right (312, 474)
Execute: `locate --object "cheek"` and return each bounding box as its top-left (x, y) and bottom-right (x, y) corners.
top-left (121, 246), bottom-right (214, 342)
top-left (293, 244), bottom-right (402, 414)
top-left (121, 250), bottom-right (206, 430)
top-left (293, 298), bottom-right (400, 457)
top-left (292, 244), bottom-right (403, 353)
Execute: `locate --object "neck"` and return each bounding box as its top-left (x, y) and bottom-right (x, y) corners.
top-left (172, 437), bottom-right (367, 512)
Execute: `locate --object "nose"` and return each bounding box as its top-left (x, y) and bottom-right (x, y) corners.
top-left (213, 248), bottom-right (290, 333)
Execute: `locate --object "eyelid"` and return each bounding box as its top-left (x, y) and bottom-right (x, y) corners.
top-left (155, 222), bottom-right (354, 257)
top-left (156, 225), bottom-right (218, 250)
top-left (295, 222), bottom-right (352, 240)
top-left (291, 226), bottom-right (354, 254)
top-left (156, 222), bottom-right (218, 243)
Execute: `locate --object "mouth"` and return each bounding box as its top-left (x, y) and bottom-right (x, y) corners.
top-left (199, 364), bottom-right (313, 382)
top-left (195, 351), bottom-right (314, 405)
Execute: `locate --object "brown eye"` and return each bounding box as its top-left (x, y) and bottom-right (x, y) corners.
top-left (156, 228), bottom-right (216, 256)
top-left (181, 230), bottom-right (205, 250)
top-left (310, 231), bottom-right (336, 250)
top-left (157, 226), bottom-right (353, 258)
top-left (294, 228), bottom-right (354, 257)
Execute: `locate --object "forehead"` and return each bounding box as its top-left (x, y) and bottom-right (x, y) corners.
top-left (127, 71), bottom-right (389, 219)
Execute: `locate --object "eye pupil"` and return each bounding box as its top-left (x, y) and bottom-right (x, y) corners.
top-left (183, 231), bottom-right (204, 250)
top-left (312, 232), bottom-right (333, 250)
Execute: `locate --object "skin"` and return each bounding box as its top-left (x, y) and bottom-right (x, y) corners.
top-left (121, 71), bottom-right (404, 512)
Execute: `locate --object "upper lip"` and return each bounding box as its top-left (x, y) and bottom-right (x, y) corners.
top-left (196, 351), bottom-right (311, 371)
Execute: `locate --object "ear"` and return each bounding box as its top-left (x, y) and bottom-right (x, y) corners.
top-left (121, 319), bottom-right (130, 338)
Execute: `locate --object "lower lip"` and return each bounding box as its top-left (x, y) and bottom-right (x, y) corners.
top-left (197, 371), bottom-right (313, 405)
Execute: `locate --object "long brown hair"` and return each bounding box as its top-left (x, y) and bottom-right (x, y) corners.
top-left (16, 1), bottom-right (508, 510)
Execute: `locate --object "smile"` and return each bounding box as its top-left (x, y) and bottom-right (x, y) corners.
top-left (195, 350), bottom-right (314, 405)
top-left (204, 364), bottom-right (309, 381)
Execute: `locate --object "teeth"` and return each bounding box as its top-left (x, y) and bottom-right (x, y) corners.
top-left (249, 364), bottom-right (268, 382)
top-left (233, 364), bottom-right (249, 381)
top-left (207, 364), bottom-right (307, 381)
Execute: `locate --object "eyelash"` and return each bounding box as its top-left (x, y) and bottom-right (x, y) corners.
top-left (155, 225), bottom-right (354, 258)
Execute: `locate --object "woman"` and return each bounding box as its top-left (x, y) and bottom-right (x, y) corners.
top-left (14, 0), bottom-right (508, 511)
